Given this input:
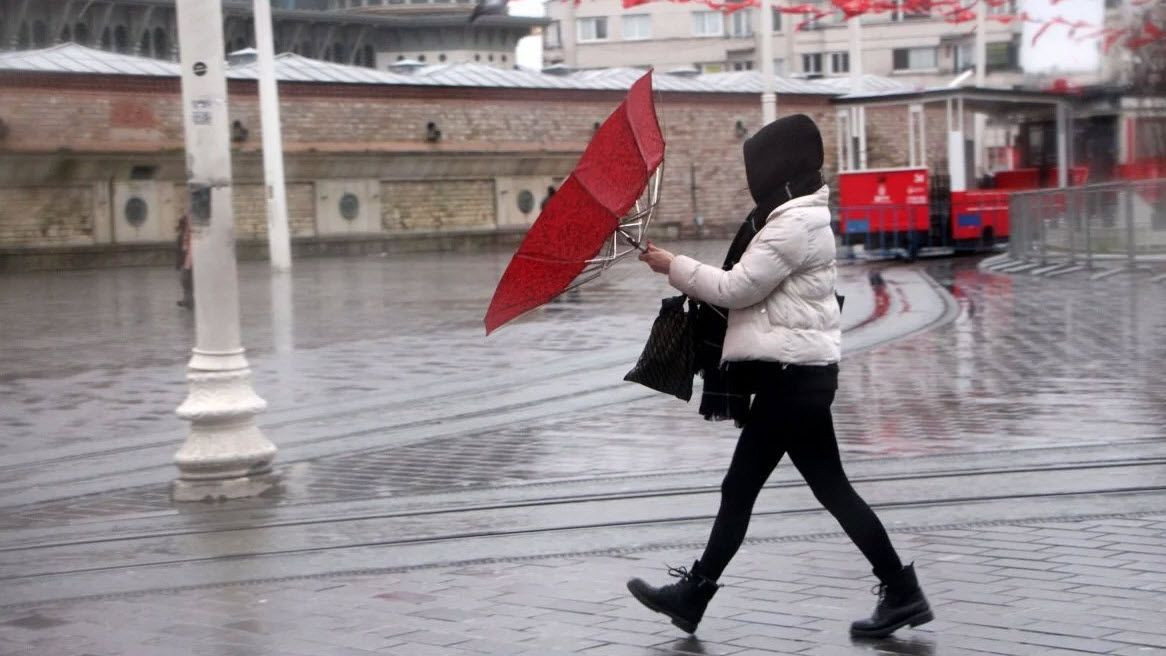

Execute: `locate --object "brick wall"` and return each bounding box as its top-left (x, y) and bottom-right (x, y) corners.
top-left (382, 180), bottom-right (495, 232)
top-left (0, 72), bottom-right (955, 257)
top-left (863, 106), bottom-right (957, 171)
top-left (0, 186), bottom-right (95, 246)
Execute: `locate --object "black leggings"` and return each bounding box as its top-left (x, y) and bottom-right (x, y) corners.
top-left (698, 382), bottom-right (903, 581)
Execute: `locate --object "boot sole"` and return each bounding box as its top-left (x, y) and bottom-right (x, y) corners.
top-left (626, 581), bottom-right (698, 634)
top-left (849, 609), bottom-right (934, 639)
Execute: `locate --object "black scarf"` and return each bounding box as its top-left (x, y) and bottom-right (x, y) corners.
top-left (693, 170), bottom-right (824, 427)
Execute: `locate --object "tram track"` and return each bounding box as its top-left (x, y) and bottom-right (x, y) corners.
top-left (4, 485), bottom-right (1165, 586)
top-left (0, 266), bottom-right (958, 509)
top-left (2, 455), bottom-right (1162, 589)
top-left (3, 453), bottom-right (1163, 554)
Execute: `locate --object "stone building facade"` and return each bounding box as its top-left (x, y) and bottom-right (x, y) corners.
top-left (0, 0), bottom-right (542, 68)
top-left (0, 47), bottom-right (961, 270)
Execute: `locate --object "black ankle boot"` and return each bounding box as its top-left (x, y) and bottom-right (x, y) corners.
top-left (850, 563), bottom-right (934, 638)
top-left (626, 561), bottom-right (720, 634)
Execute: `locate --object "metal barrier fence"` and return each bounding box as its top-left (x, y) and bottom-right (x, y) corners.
top-left (1001, 178), bottom-right (1166, 278)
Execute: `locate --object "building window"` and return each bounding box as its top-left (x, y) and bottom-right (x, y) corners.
top-left (891, 0), bottom-right (931, 20)
top-left (153, 27), bottom-right (169, 59)
top-left (731, 60), bottom-right (753, 71)
top-left (577, 16), bottom-right (608, 42)
top-left (800, 1), bottom-right (829, 28)
top-left (989, 0), bottom-right (1015, 14)
top-left (699, 62), bottom-right (725, 73)
top-left (985, 39), bottom-right (1019, 72)
top-left (774, 57), bottom-right (785, 74)
top-left (802, 52), bottom-right (823, 75)
top-left (729, 9), bottom-right (753, 38)
top-left (545, 21), bottom-right (561, 48)
top-left (692, 11), bottom-right (723, 37)
top-left (113, 25), bottom-right (128, 53)
top-left (892, 46), bottom-right (937, 71)
top-left (771, 7), bottom-right (782, 31)
top-left (830, 51), bottom-right (849, 74)
top-left (622, 14), bottom-right (652, 40)
top-left (954, 42), bottom-right (974, 72)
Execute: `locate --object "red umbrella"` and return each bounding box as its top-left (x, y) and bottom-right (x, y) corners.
top-left (484, 70), bottom-right (665, 335)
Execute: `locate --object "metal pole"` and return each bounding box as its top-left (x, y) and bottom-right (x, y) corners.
top-left (758, 0), bottom-right (776, 123)
top-left (836, 109), bottom-right (848, 172)
top-left (253, 0), bottom-right (292, 272)
top-left (919, 102), bottom-right (927, 168)
top-left (173, 0), bottom-right (277, 502)
top-left (1056, 102), bottom-right (1069, 188)
top-left (848, 15), bottom-right (866, 169)
top-left (1124, 185), bottom-right (1135, 269)
top-left (907, 105), bottom-right (916, 168)
top-left (1084, 189), bottom-right (1093, 270)
top-left (1066, 186), bottom-right (1076, 263)
top-left (974, 0), bottom-right (986, 87)
top-left (1039, 196), bottom-right (1048, 266)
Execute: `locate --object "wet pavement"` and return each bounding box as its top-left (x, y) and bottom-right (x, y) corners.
top-left (1, 244), bottom-right (1165, 654)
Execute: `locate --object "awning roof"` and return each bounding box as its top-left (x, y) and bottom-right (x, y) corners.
top-left (831, 85), bottom-right (1076, 116)
top-left (0, 44), bottom-right (915, 97)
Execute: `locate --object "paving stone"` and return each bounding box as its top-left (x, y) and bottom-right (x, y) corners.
top-left (3, 256), bottom-right (1166, 656)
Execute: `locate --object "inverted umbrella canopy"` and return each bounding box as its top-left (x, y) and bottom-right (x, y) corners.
top-left (484, 70), bottom-right (665, 335)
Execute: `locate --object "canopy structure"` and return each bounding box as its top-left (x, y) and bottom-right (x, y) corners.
top-left (831, 85), bottom-right (1078, 191)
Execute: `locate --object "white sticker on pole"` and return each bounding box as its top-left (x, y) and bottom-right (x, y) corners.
top-left (191, 98), bottom-right (212, 126)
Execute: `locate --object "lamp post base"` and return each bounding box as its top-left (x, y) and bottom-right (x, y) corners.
top-left (172, 471), bottom-right (280, 502)
top-left (173, 362), bottom-right (278, 503)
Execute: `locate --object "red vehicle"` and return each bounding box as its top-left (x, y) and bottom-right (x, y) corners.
top-left (830, 85), bottom-right (1162, 257)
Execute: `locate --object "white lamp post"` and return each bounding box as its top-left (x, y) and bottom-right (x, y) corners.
top-left (758, 0), bottom-right (777, 123)
top-left (173, 0), bottom-right (278, 502)
top-left (253, 0), bottom-right (293, 273)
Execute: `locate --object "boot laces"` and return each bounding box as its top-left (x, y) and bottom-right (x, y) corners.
top-left (871, 582), bottom-right (887, 603)
top-left (666, 564), bottom-right (693, 581)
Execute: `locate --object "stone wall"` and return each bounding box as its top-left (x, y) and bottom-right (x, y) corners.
top-left (0, 72), bottom-right (956, 267)
top-left (0, 186), bottom-right (96, 246)
top-left (225, 182), bottom-right (320, 241)
top-left (382, 180), bottom-right (496, 233)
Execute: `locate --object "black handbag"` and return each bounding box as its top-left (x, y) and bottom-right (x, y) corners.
top-left (623, 294), bottom-right (697, 402)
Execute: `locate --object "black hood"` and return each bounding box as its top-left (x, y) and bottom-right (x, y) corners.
top-left (742, 113), bottom-right (824, 219)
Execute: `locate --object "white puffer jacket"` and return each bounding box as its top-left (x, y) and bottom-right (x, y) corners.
top-left (668, 184), bottom-right (841, 365)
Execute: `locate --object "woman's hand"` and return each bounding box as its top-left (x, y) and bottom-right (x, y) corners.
top-left (638, 242), bottom-right (675, 275)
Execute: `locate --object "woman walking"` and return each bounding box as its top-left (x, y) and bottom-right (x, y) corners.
top-left (627, 114), bottom-right (932, 639)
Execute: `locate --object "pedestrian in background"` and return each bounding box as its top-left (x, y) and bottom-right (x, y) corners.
top-left (176, 214), bottom-right (193, 310)
top-left (628, 114), bottom-right (932, 639)
top-left (540, 184), bottom-right (557, 212)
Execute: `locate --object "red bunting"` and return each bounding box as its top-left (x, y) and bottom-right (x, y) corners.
top-left (1066, 19), bottom-right (1090, 39)
top-left (781, 4), bottom-right (820, 14)
top-left (1126, 17), bottom-right (1165, 49)
top-left (1103, 28), bottom-right (1128, 53)
top-left (1031, 16), bottom-right (1063, 46)
top-left (832, 0), bottom-right (871, 19)
top-left (584, 0), bottom-right (1166, 53)
top-left (942, 3), bottom-right (976, 23)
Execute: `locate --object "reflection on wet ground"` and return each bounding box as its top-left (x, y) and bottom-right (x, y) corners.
top-left (0, 246), bottom-right (1162, 528)
top-left (0, 242), bottom-right (731, 455)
